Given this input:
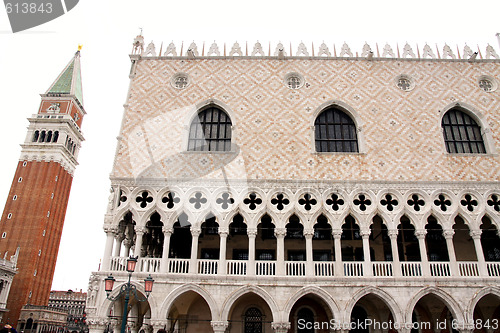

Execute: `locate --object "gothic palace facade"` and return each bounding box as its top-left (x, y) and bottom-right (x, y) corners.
top-left (86, 36), bottom-right (500, 333)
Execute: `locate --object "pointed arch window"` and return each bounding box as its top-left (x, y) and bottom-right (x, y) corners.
top-left (315, 107), bottom-right (358, 152)
top-left (442, 108), bottom-right (486, 154)
top-left (188, 106), bottom-right (232, 151)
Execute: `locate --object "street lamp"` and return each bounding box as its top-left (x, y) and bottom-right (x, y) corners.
top-left (104, 256), bottom-right (154, 333)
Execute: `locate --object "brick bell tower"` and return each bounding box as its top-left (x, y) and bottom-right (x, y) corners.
top-left (0, 48), bottom-right (85, 326)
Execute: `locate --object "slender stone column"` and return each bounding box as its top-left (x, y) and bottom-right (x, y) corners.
top-left (304, 229), bottom-right (314, 276)
top-left (388, 229), bottom-right (401, 276)
top-left (443, 229), bottom-right (458, 276)
top-left (470, 230), bottom-right (488, 276)
top-left (219, 227), bottom-right (228, 275)
top-left (275, 228), bottom-right (286, 276)
top-left (271, 322), bottom-right (291, 333)
top-left (102, 226), bottom-right (116, 271)
top-left (415, 229), bottom-right (430, 276)
top-left (361, 230), bottom-right (372, 276)
top-left (123, 239), bottom-right (132, 257)
top-left (134, 227), bottom-right (145, 257)
top-left (114, 234), bottom-right (125, 257)
top-left (189, 229), bottom-right (201, 274)
top-left (247, 228), bottom-right (257, 276)
top-left (160, 227), bottom-right (173, 273)
top-left (333, 229), bottom-right (343, 276)
top-left (211, 320), bottom-right (228, 333)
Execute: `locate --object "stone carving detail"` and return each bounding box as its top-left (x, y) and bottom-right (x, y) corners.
top-left (187, 42), bottom-right (199, 56)
top-left (229, 42), bottom-right (243, 56)
top-left (485, 44), bottom-right (499, 59)
top-left (164, 42), bottom-right (177, 56)
top-left (339, 42), bottom-right (353, 57)
top-left (46, 103), bottom-right (61, 112)
top-left (361, 42), bottom-right (372, 57)
top-left (317, 42), bottom-right (331, 57)
top-left (132, 35), bottom-right (144, 55)
top-left (402, 43), bottom-right (415, 58)
top-left (251, 41), bottom-right (265, 56)
top-left (382, 43), bottom-right (395, 57)
top-left (463, 45), bottom-right (474, 59)
top-left (422, 44), bottom-right (436, 59)
top-left (296, 42), bottom-right (309, 56)
top-left (274, 42), bottom-right (287, 56)
top-left (442, 44), bottom-right (456, 59)
top-left (143, 41), bottom-right (156, 57)
top-left (207, 42), bottom-right (220, 56)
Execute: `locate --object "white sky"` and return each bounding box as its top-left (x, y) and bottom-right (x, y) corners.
top-left (0, 0), bottom-right (499, 292)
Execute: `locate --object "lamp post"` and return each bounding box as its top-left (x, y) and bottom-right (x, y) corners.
top-left (104, 256), bottom-right (154, 333)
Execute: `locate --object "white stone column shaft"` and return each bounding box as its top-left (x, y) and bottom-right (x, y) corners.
top-left (102, 228), bottom-right (115, 271)
top-left (333, 230), bottom-right (343, 276)
top-left (471, 230), bottom-right (488, 276)
top-left (248, 228), bottom-right (257, 276)
top-left (361, 230), bottom-right (372, 276)
top-left (388, 229), bottom-right (401, 276)
top-left (305, 230), bottom-right (314, 276)
top-left (416, 230), bottom-right (430, 276)
top-left (189, 229), bottom-right (201, 274)
top-left (275, 228), bottom-right (286, 276)
top-left (219, 229), bottom-right (228, 275)
top-left (160, 229), bottom-right (173, 273)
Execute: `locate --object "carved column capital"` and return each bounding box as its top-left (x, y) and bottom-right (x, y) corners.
top-left (303, 229), bottom-right (314, 238)
top-left (415, 229), bottom-right (427, 239)
top-left (271, 322), bottom-right (291, 333)
top-left (470, 230), bottom-right (482, 239)
top-left (135, 227), bottom-right (146, 235)
top-left (387, 229), bottom-right (399, 238)
top-left (191, 228), bottom-right (201, 237)
top-left (103, 225), bottom-right (117, 234)
top-left (360, 230), bottom-right (371, 238)
top-left (219, 227), bottom-right (229, 237)
top-left (247, 228), bottom-right (258, 237)
top-left (162, 227), bottom-right (173, 235)
top-left (443, 229), bottom-right (455, 239)
top-left (332, 229), bottom-right (342, 239)
top-left (274, 228), bottom-right (287, 238)
top-left (211, 321), bottom-right (229, 333)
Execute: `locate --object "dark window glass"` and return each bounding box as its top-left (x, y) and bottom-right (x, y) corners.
top-left (442, 109), bottom-right (486, 154)
top-left (188, 106), bottom-right (232, 151)
top-left (244, 307), bottom-right (263, 333)
top-left (297, 308), bottom-right (315, 333)
top-left (315, 107), bottom-right (358, 152)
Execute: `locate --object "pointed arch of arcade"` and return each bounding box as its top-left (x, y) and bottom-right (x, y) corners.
top-left (224, 209), bottom-right (252, 229)
top-left (283, 286), bottom-right (341, 322)
top-left (97, 280), bottom-right (159, 318)
top-left (220, 285), bottom-right (280, 322)
top-left (113, 208), bottom-right (139, 226)
top-left (159, 283), bottom-right (220, 321)
top-left (343, 287), bottom-right (403, 324)
top-left (405, 287), bottom-right (465, 324)
top-left (466, 286), bottom-right (500, 322)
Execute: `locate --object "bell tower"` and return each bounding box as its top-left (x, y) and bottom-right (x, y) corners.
top-left (0, 49), bottom-right (85, 326)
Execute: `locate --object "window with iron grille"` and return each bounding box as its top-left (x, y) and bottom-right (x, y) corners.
top-left (315, 107), bottom-right (358, 152)
top-left (188, 106), bottom-right (232, 151)
top-left (244, 307), bottom-right (263, 333)
top-left (442, 109), bottom-right (486, 154)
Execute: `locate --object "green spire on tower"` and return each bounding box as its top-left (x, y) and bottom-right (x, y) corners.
top-left (45, 48), bottom-right (84, 106)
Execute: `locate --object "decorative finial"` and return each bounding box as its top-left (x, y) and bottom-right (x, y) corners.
top-left (78, 44), bottom-right (83, 51)
top-left (139, 27), bottom-right (143, 35)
